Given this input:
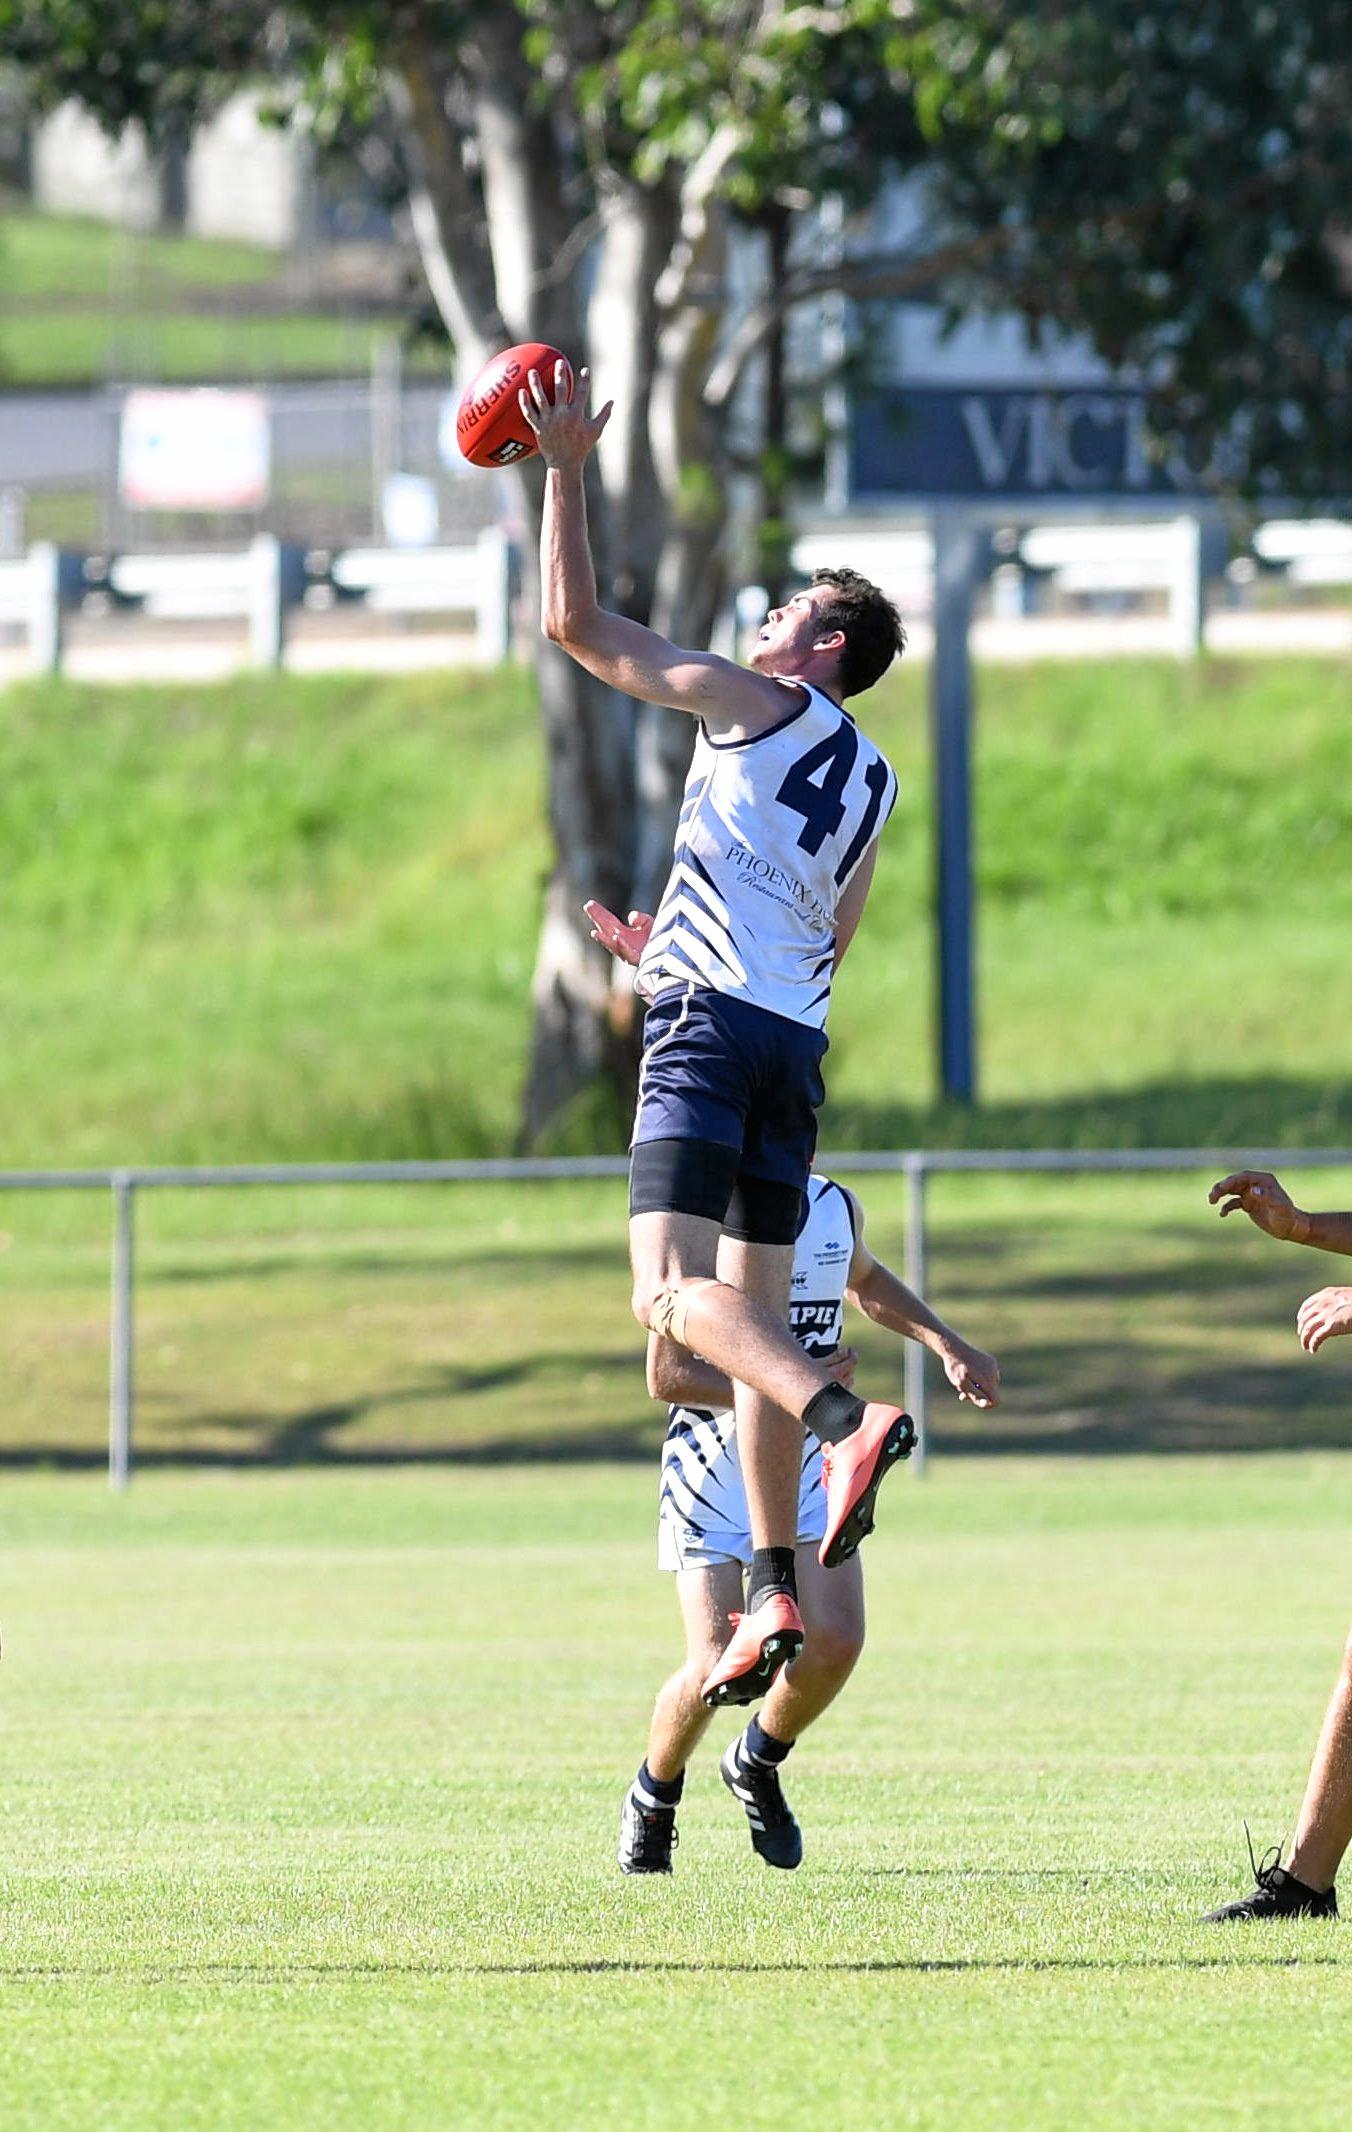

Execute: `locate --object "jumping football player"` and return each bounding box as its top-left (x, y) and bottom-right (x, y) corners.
top-left (616, 1169), bottom-right (1000, 1874)
top-left (1201, 1167), bottom-right (1352, 1922)
top-left (522, 361), bottom-right (911, 1709)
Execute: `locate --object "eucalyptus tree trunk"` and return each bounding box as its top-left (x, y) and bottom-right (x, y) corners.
top-left (393, 41), bottom-right (733, 1144)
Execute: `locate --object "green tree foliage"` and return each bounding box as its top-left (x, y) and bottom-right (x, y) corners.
top-left (4, 0), bottom-right (1347, 493)
top-left (900, 0), bottom-right (1352, 495)
top-left (4, 0), bottom-right (1348, 1137)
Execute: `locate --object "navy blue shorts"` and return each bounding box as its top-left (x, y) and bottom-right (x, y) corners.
top-left (629, 984), bottom-right (828, 1240)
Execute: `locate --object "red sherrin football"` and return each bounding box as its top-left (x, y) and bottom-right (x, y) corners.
top-left (455, 341), bottom-right (572, 468)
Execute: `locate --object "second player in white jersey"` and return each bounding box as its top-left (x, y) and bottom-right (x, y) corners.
top-left (637, 682), bottom-right (899, 1032)
top-left (658, 1174), bottom-right (857, 1568)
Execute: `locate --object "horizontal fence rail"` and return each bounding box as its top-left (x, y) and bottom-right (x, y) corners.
top-left (2, 1148), bottom-right (1351, 1488)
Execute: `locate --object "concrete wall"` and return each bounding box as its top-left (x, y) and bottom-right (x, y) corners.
top-left (31, 93), bottom-right (308, 250)
top-left (31, 102), bottom-right (162, 230)
top-left (186, 95), bottom-right (310, 250)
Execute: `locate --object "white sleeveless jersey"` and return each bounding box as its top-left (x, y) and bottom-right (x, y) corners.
top-left (658, 1174), bottom-right (858, 1560)
top-left (636, 681), bottom-right (898, 1031)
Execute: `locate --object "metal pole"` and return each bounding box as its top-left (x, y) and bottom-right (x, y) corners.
top-left (903, 1156), bottom-right (929, 1474)
top-left (929, 510), bottom-right (988, 1105)
top-left (109, 1173), bottom-right (135, 1490)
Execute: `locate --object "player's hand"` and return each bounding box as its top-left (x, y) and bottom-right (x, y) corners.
top-left (584, 900), bottom-right (653, 967)
top-left (821, 1344), bottom-right (859, 1391)
top-left (518, 361), bottom-right (612, 469)
top-left (1209, 1170), bottom-right (1309, 1243)
top-left (938, 1337), bottom-right (1000, 1409)
top-left (1297, 1286), bottom-right (1352, 1353)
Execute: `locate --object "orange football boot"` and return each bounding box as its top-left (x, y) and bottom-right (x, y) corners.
top-left (700, 1592), bottom-right (805, 1709)
top-left (818, 1404), bottom-right (916, 1568)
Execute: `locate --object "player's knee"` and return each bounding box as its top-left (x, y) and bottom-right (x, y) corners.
top-left (631, 1275), bottom-right (671, 1330)
top-left (805, 1617), bottom-right (865, 1680)
top-left (633, 1277), bottom-right (719, 1345)
top-left (686, 1647), bottom-right (722, 1696)
top-left (1339, 1623), bottom-right (1352, 1687)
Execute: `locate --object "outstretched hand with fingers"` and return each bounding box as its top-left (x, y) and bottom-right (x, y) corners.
top-left (1297, 1286), bottom-right (1352, 1353)
top-left (1208, 1169), bottom-right (1309, 1243)
top-left (518, 361), bottom-right (613, 470)
top-left (584, 900), bottom-right (653, 968)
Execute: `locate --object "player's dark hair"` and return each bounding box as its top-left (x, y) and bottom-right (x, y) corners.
top-left (809, 568), bottom-right (907, 698)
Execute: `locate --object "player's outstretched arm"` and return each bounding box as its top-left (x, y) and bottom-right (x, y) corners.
top-left (1210, 1172), bottom-right (1352, 1357)
top-left (646, 1332), bottom-right (733, 1407)
top-left (1209, 1171), bottom-right (1352, 1254)
top-left (520, 362), bottom-right (788, 732)
top-left (843, 1192), bottom-right (1001, 1409)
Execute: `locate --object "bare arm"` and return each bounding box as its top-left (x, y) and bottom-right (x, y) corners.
top-left (646, 1332), bottom-right (733, 1407)
top-left (844, 1192), bottom-right (1001, 1408)
top-left (1210, 1169), bottom-right (1352, 1356)
top-left (1209, 1170), bottom-right (1352, 1254)
top-left (833, 839), bottom-right (880, 972)
top-left (522, 366), bottom-right (787, 732)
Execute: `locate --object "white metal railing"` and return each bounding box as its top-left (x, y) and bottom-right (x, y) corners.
top-left (4, 1146), bottom-right (1352, 1489)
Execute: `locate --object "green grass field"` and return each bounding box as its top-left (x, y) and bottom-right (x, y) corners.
top-left (0, 201), bottom-right (436, 385)
top-left (6, 1170), bottom-right (1352, 1465)
top-left (2, 653), bottom-right (1352, 1169)
top-left (4, 644), bottom-right (1352, 2123)
top-left (2, 1456), bottom-right (1349, 2131)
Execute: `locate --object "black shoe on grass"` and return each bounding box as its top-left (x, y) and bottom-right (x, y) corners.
top-left (720, 1736), bottom-right (803, 1870)
top-left (618, 1782), bottom-right (678, 1875)
top-left (1202, 1830), bottom-right (1337, 1923)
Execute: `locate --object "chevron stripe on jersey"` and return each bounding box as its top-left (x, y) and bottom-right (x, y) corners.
top-left (640, 844), bottom-right (749, 993)
top-left (656, 1174), bottom-right (858, 1570)
top-left (637, 681), bottom-right (898, 1031)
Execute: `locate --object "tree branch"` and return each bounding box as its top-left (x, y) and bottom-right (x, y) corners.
top-left (703, 228), bottom-right (1012, 406)
top-left (386, 42), bottom-right (507, 364)
top-left (652, 116), bottom-right (749, 317)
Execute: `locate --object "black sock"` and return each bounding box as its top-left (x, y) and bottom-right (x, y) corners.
top-left (802, 1381), bottom-right (865, 1445)
top-left (747, 1546), bottom-right (797, 1614)
top-left (742, 1714), bottom-right (793, 1766)
top-left (636, 1759), bottom-right (683, 1809)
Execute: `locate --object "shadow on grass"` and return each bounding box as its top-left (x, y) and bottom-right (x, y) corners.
top-left (4, 1954), bottom-right (1342, 1977)
top-left (821, 1072), bottom-right (1352, 1154)
top-left (5, 1066), bottom-right (1352, 1466)
top-left (146, 1241), bottom-right (629, 1287)
top-left (3, 1336), bottom-right (1350, 1467)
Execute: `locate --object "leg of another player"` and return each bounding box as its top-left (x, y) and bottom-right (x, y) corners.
top-left (719, 1551), bottom-right (864, 1871)
top-left (716, 1233), bottom-right (801, 1557)
top-left (760, 1549), bottom-right (866, 1744)
top-left (629, 1210), bottom-right (830, 1440)
top-left (1286, 1623), bottom-right (1352, 1894)
top-left (619, 1566), bottom-right (739, 1875)
top-left (646, 1564), bottom-right (742, 1782)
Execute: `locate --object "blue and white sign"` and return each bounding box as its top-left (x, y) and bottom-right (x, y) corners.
top-left (850, 387), bottom-right (1210, 501)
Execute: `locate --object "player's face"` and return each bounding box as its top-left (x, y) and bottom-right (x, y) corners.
top-left (748, 586), bottom-right (834, 675)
